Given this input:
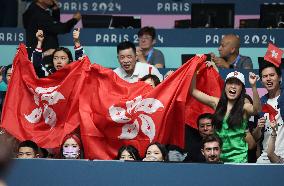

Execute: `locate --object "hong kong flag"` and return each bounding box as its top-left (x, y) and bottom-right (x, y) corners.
top-left (264, 43), bottom-right (284, 67)
top-left (79, 55), bottom-right (205, 159)
top-left (185, 63), bottom-right (224, 129)
top-left (1, 44), bottom-right (89, 148)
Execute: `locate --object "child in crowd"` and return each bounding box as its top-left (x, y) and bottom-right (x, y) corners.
top-left (191, 70), bottom-right (261, 163)
top-left (32, 28), bottom-right (84, 78)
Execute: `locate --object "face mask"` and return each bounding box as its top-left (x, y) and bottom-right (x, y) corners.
top-left (168, 150), bottom-right (187, 162)
top-left (63, 146), bottom-right (80, 159)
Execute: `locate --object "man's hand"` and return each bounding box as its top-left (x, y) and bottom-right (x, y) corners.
top-left (136, 47), bottom-right (146, 62)
top-left (257, 117), bottom-right (266, 129)
top-left (212, 56), bottom-right (229, 68)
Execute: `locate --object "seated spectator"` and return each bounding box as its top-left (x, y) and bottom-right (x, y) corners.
top-left (114, 41), bottom-right (163, 83)
top-left (267, 120), bottom-right (283, 163)
top-left (143, 142), bottom-right (168, 162)
top-left (185, 113), bottom-right (214, 162)
top-left (61, 134), bottom-right (83, 159)
top-left (17, 140), bottom-right (39, 159)
top-left (140, 74), bottom-right (161, 88)
top-left (166, 144), bottom-right (187, 162)
top-left (136, 26), bottom-right (165, 68)
top-left (211, 34), bottom-right (253, 69)
top-left (32, 29), bottom-right (84, 77)
top-left (201, 135), bottom-right (223, 163)
top-left (0, 65), bottom-right (12, 118)
top-left (116, 145), bottom-right (141, 161)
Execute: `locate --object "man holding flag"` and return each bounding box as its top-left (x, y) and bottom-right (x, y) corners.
top-left (1, 43), bottom-right (224, 160)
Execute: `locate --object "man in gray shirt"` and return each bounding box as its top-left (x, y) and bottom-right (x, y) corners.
top-left (211, 34), bottom-right (253, 69)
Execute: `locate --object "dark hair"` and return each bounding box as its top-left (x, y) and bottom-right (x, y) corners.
top-left (117, 41), bottom-right (136, 54)
top-left (60, 133), bottom-right (84, 159)
top-left (52, 47), bottom-right (73, 64)
top-left (166, 144), bottom-right (186, 154)
top-left (201, 134), bottom-right (223, 149)
top-left (197, 113), bottom-right (213, 128)
top-left (18, 140), bottom-right (39, 154)
top-left (138, 26), bottom-right (156, 40)
top-left (213, 78), bottom-right (246, 130)
top-left (116, 145), bottom-right (141, 160)
top-left (2, 64), bottom-right (12, 84)
top-left (259, 62), bottom-right (282, 79)
top-left (140, 74), bottom-right (161, 87)
top-left (145, 142), bottom-right (168, 161)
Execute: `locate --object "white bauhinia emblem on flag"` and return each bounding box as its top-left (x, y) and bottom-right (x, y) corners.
top-left (24, 86), bottom-right (65, 127)
top-left (109, 96), bottom-right (164, 142)
top-left (271, 50), bottom-right (278, 58)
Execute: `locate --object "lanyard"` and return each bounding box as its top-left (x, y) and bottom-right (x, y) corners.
top-left (232, 55), bottom-right (241, 68)
top-left (146, 48), bottom-right (154, 63)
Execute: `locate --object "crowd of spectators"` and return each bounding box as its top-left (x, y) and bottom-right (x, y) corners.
top-left (0, 1), bottom-right (283, 168)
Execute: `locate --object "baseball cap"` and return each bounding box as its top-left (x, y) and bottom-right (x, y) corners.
top-left (225, 71), bottom-right (245, 85)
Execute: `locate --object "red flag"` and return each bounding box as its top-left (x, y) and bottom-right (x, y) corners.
top-left (1, 44), bottom-right (89, 148)
top-left (262, 104), bottom-right (278, 122)
top-left (79, 55), bottom-right (205, 159)
top-left (185, 63), bottom-right (224, 129)
top-left (264, 43), bottom-right (284, 67)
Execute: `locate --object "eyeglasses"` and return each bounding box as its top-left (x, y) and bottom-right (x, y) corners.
top-left (53, 56), bottom-right (69, 62)
top-left (139, 36), bottom-right (152, 40)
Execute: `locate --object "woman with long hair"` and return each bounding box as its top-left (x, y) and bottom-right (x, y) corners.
top-left (191, 71), bottom-right (261, 162)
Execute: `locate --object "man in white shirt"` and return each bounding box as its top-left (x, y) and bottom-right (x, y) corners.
top-left (113, 41), bottom-right (163, 83)
top-left (254, 63), bottom-right (284, 163)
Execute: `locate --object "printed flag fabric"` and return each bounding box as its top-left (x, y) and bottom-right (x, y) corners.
top-left (185, 63), bottom-right (224, 129)
top-left (264, 43), bottom-right (284, 67)
top-left (79, 55), bottom-right (205, 159)
top-left (1, 44), bottom-right (89, 148)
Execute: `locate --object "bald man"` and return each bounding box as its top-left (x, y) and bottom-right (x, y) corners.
top-left (211, 34), bottom-right (253, 69)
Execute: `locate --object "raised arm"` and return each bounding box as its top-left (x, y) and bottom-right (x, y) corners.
top-left (190, 71), bottom-right (219, 109)
top-left (73, 28), bottom-right (84, 60)
top-left (267, 120), bottom-right (282, 163)
top-left (244, 72), bottom-right (262, 115)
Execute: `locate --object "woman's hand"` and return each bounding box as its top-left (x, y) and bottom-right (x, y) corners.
top-left (36, 30), bottom-right (44, 42)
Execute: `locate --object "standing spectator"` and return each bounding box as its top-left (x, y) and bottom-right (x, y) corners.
top-left (201, 135), bottom-right (223, 163)
top-left (211, 34), bottom-right (253, 69)
top-left (32, 29), bottom-right (84, 77)
top-left (114, 41), bottom-right (163, 83)
top-left (191, 71), bottom-right (261, 163)
top-left (255, 63), bottom-right (284, 163)
top-left (23, 0), bottom-right (81, 58)
top-left (185, 113), bottom-right (214, 162)
top-left (136, 26), bottom-right (165, 68)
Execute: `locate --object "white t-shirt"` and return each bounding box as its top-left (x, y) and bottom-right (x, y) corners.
top-left (257, 95), bottom-right (284, 163)
top-left (113, 62), bottom-right (163, 83)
